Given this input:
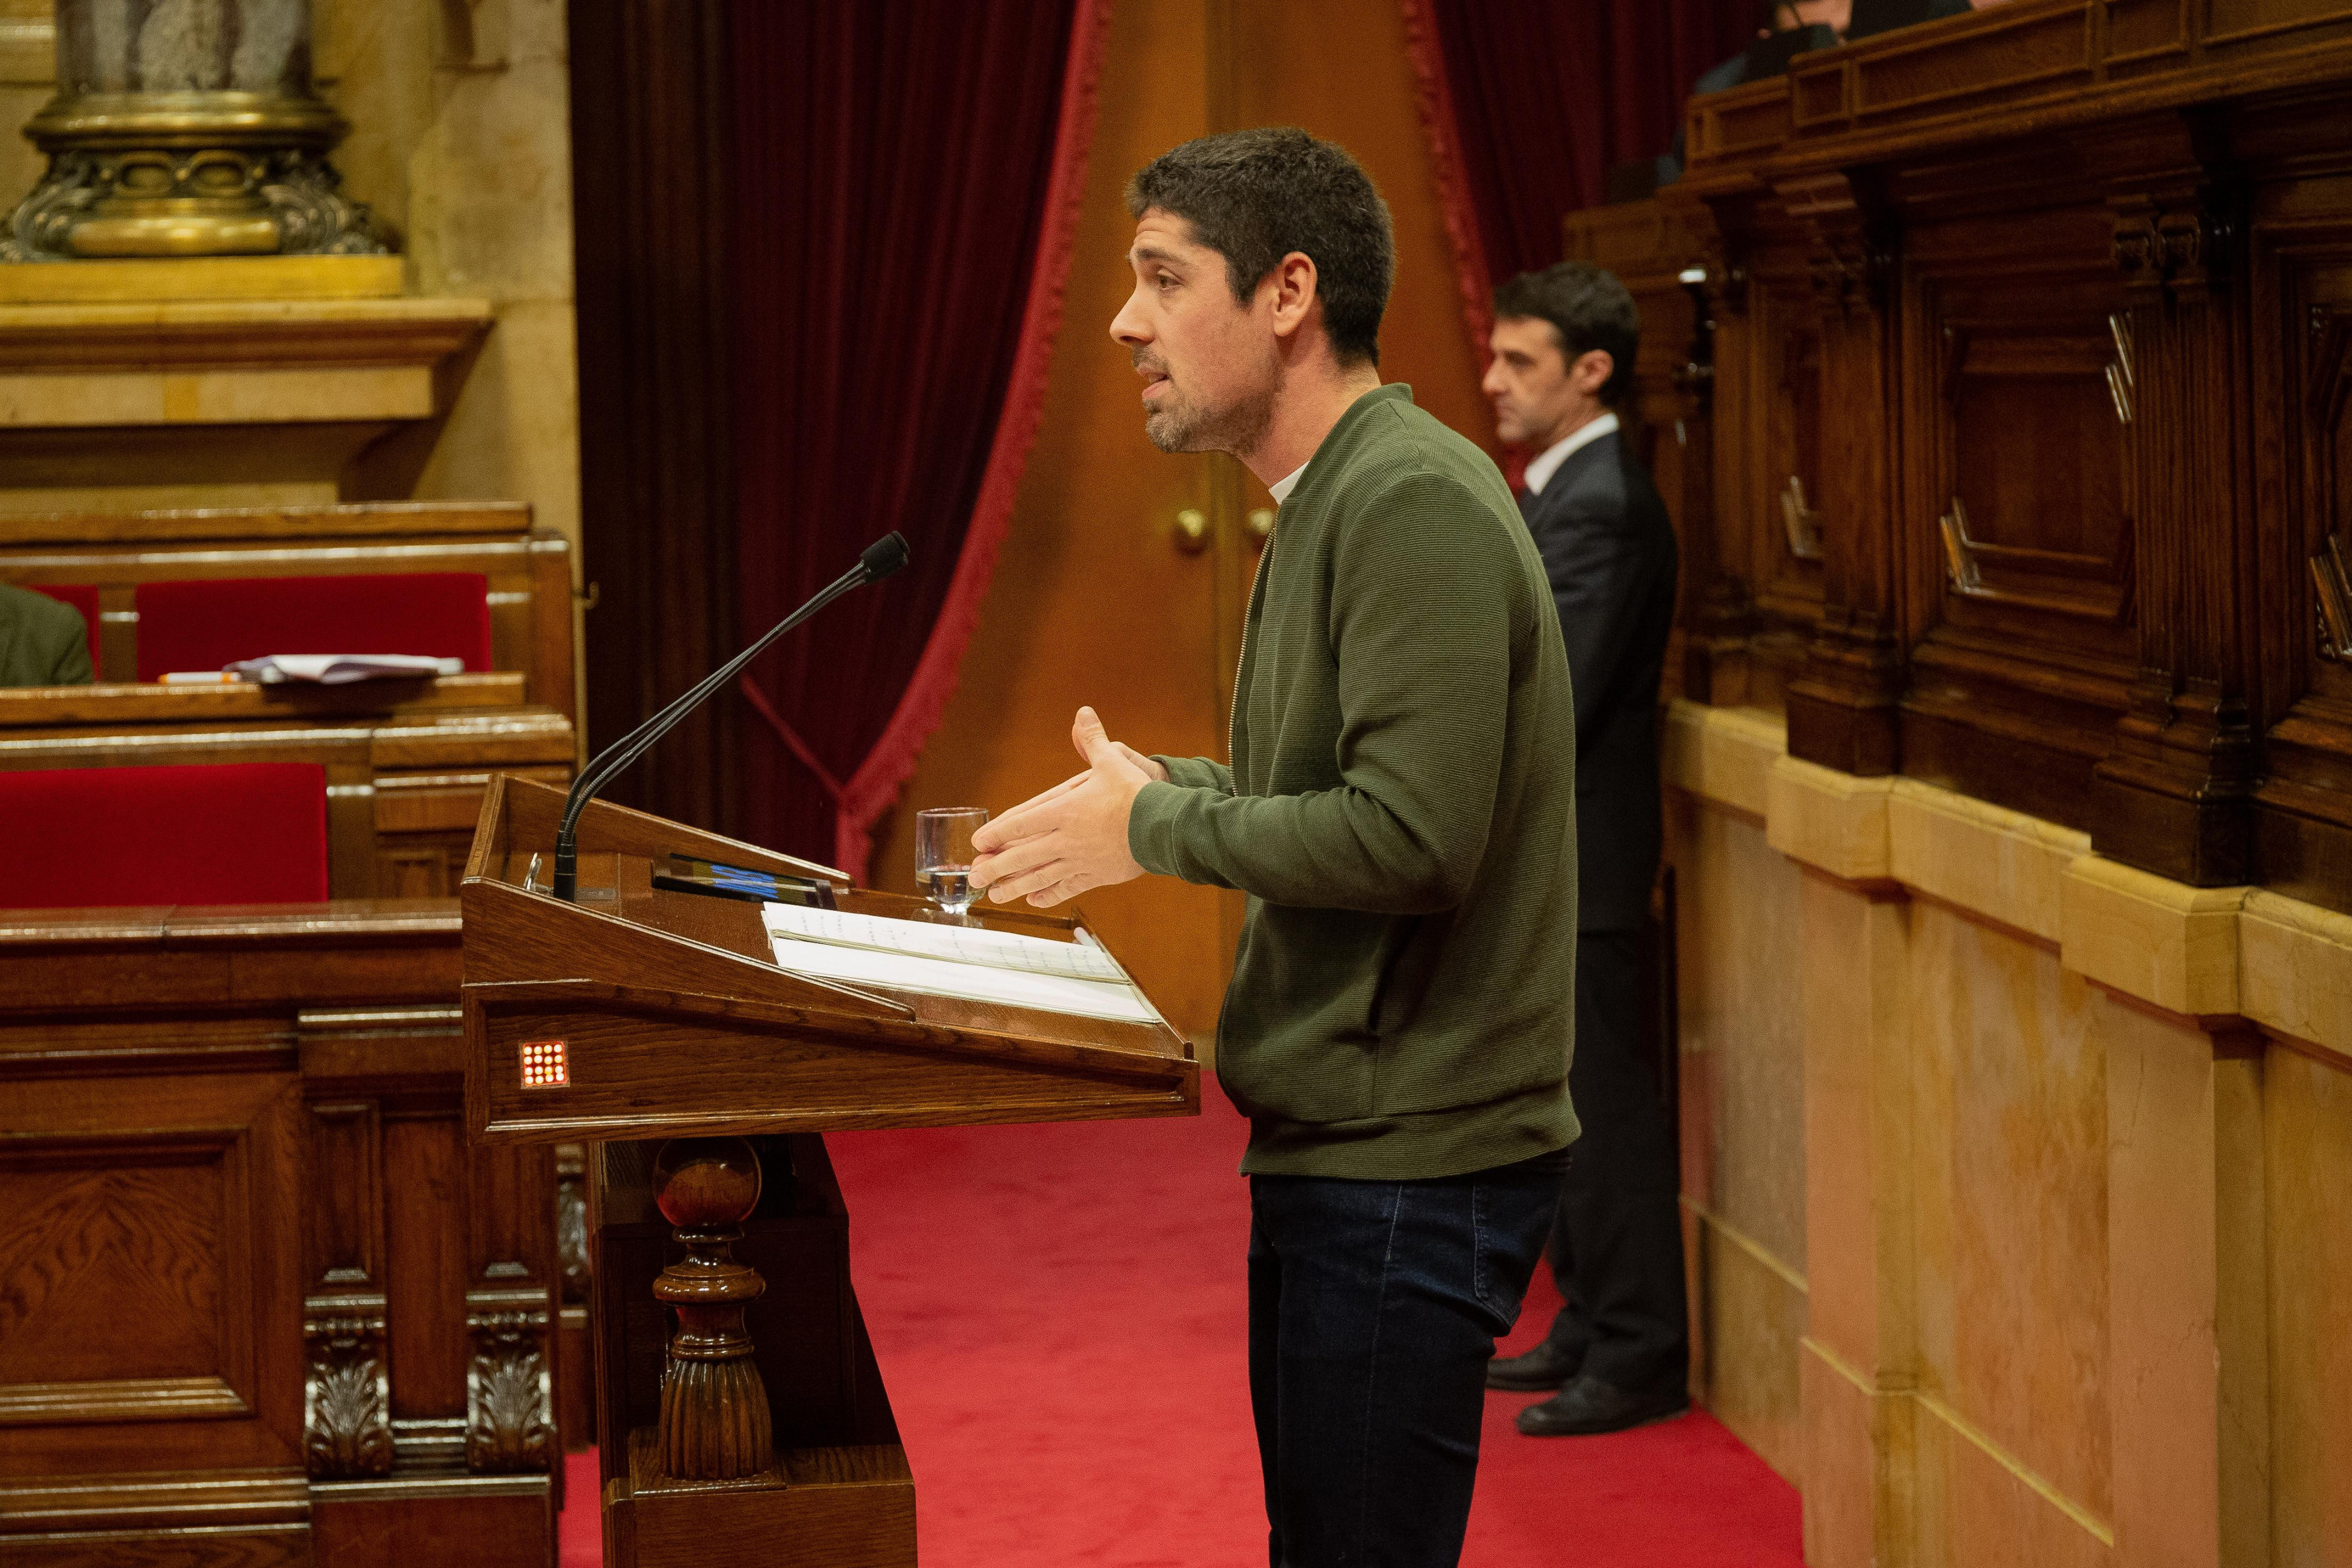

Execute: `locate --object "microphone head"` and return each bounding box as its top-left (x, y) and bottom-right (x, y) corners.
top-left (861, 531), bottom-right (911, 582)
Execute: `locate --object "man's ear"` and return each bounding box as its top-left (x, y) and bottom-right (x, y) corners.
top-left (1265, 251), bottom-right (1320, 342)
top-left (1572, 348), bottom-right (1615, 398)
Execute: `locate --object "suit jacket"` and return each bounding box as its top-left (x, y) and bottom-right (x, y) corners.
top-left (1521, 430), bottom-right (1677, 932)
top-left (0, 581), bottom-right (95, 687)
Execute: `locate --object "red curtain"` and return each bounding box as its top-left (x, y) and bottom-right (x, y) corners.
top-left (730, 0), bottom-right (1110, 878)
top-left (1404, 1), bottom-right (1758, 289)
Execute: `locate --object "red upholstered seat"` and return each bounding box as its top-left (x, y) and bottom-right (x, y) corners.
top-left (133, 572), bottom-right (493, 682)
top-left (0, 763), bottom-right (330, 909)
top-left (27, 583), bottom-right (101, 670)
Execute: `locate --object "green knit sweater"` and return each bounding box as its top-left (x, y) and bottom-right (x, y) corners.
top-left (1128, 383), bottom-right (1581, 1179)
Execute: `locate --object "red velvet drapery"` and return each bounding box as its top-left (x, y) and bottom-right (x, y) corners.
top-left (730, 0), bottom-right (1109, 880)
top-left (1403, 0), bottom-right (1759, 289)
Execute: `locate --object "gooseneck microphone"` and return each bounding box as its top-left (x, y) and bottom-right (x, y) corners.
top-left (550, 531), bottom-right (910, 901)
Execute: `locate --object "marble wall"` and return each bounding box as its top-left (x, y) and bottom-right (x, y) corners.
top-left (0, 0), bottom-right (579, 546)
top-left (1665, 699), bottom-right (2352, 1568)
top-left (1669, 759), bottom-right (1809, 1481)
top-left (319, 0), bottom-right (578, 544)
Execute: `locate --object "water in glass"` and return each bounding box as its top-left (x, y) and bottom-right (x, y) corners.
top-left (915, 807), bottom-right (988, 916)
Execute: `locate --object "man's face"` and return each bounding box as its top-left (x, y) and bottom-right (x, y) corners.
top-left (1483, 316), bottom-right (1594, 447)
top-left (1109, 208), bottom-right (1279, 456)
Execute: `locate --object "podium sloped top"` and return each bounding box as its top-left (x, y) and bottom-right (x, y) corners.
top-left (460, 774), bottom-right (1198, 1144)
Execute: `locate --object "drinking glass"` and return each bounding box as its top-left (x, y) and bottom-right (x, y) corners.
top-left (915, 807), bottom-right (988, 917)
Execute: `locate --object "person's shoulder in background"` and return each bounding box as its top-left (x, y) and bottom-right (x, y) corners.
top-left (0, 581), bottom-right (96, 686)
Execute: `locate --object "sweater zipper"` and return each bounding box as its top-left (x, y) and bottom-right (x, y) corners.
top-left (1231, 529), bottom-right (1272, 774)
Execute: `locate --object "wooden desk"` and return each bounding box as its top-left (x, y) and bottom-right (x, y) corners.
top-left (0, 900), bottom-right (569, 1568)
top-left (0, 679), bottom-right (574, 898)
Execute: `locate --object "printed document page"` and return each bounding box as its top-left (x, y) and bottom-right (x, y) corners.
top-left (760, 902), bottom-right (1127, 984)
top-left (763, 933), bottom-right (1158, 1025)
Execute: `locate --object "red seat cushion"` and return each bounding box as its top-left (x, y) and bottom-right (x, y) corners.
top-left (0, 763), bottom-right (329, 908)
top-left (134, 573), bottom-right (493, 682)
top-left (27, 584), bottom-right (101, 670)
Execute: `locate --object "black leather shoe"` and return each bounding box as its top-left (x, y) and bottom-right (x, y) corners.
top-left (1486, 1339), bottom-right (1582, 1392)
top-left (1515, 1374), bottom-right (1690, 1436)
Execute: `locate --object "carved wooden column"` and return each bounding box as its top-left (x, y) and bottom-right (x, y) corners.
top-left (652, 1136), bottom-right (776, 1480)
top-left (1668, 198), bottom-right (1755, 706)
top-left (2089, 116), bottom-right (2257, 885)
top-left (1779, 168), bottom-right (1906, 775)
top-left (302, 1099), bottom-right (393, 1477)
top-left (465, 1143), bottom-right (558, 1472)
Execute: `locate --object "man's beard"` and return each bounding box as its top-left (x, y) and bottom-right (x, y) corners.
top-left (1144, 379), bottom-right (1275, 457)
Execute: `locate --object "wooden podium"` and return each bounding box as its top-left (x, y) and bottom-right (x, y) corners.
top-left (459, 775), bottom-right (1198, 1567)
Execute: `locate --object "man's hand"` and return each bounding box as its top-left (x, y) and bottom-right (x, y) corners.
top-left (970, 707), bottom-right (1165, 907)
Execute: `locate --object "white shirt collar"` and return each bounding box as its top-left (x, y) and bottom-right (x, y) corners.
top-left (1522, 412), bottom-right (1619, 497)
top-left (1267, 462), bottom-right (1310, 506)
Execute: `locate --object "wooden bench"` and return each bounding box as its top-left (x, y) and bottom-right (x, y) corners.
top-left (0, 503), bottom-right (580, 897)
top-left (0, 502), bottom-right (576, 718)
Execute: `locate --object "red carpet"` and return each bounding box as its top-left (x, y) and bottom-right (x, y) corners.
top-left (560, 1091), bottom-right (1804, 1566)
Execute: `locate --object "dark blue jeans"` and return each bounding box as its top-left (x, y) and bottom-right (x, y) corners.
top-left (1247, 1148), bottom-right (1568, 1567)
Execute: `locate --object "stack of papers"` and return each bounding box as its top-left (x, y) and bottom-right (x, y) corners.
top-left (760, 903), bottom-right (1158, 1025)
top-left (191, 654), bottom-right (464, 685)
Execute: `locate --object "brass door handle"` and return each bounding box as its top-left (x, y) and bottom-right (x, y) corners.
top-left (1174, 509), bottom-right (1208, 554)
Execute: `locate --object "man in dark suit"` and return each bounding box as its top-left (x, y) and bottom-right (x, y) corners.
top-left (1480, 262), bottom-right (1688, 1436)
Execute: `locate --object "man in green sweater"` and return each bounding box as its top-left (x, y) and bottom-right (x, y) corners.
top-left (970, 127), bottom-right (1579, 1567)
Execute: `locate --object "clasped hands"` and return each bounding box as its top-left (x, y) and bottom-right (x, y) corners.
top-left (968, 706), bottom-right (1166, 908)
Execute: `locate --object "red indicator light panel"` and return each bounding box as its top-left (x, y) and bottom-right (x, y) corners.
top-left (519, 1039), bottom-right (569, 1089)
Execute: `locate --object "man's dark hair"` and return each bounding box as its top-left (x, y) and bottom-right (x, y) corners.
top-left (1126, 127), bottom-right (1394, 367)
top-left (1492, 262), bottom-right (1641, 407)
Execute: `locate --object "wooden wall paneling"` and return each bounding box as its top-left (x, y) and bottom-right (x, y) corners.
top-left (1672, 179), bottom-right (1838, 714)
top-left (383, 1113), bottom-right (472, 1453)
top-left (296, 996), bottom-right (569, 1566)
top-left (1563, 198), bottom-right (1732, 706)
top-left (2083, 114), bottom-right (2261, 885)
top-left (554, 1142), bottom-right (595, 1450)
top-left (2244, 98), bottom-right (2352, 914)
top-left (1685, 196), bottom-right (1776, 706)
top-left (1743, 243), bottom-right (1831, 706)
top-left (0, 1065), bottom-right (308, 1482)
top-left (301, 1096), bottom-right (394, 1478)
top-left (1892, 170), bottom-right (2144, 831)
top-left (465, 1129), bottom-right (561, 1474)
top-left (1778, 168), bottom-right (1909, 774)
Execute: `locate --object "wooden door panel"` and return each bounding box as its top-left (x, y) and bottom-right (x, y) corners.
top-left (1756, 277), bottom-right (1827, 624)
top-left (0, 1068), bottom-right (304, 1477)
top-left (2253, 229), bottom-right (2352, 904)
top-left (1895, 209), bottom-right (2143, 828)
top-left (1917, 272), bottom-right (2137, 664)
top-left (0, 1132), bottom-right (253, 1401)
